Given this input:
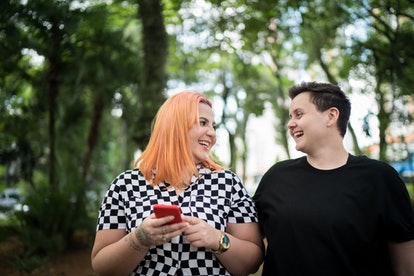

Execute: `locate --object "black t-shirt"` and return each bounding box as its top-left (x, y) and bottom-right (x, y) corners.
top-left (254, 154), bottom-right (414, 276)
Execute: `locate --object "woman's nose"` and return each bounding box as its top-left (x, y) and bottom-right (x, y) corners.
top-left (207, 126), bottom-right (216, 137)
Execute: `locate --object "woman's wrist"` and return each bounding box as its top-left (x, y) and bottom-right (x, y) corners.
top-left (127, 227), bottom-right (151, 253)
top-left (208, 230), bottom-right (230, 255)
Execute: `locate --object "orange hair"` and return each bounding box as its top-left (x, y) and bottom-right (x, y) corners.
top-left (134, 91), bottom-right (222, 188)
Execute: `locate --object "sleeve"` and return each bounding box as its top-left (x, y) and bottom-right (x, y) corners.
top-left (96, 173), bottom-right (127, 231)
top-left (226, 170), bottom-right (259, 224)
top-left (383, 165), bottom-right (414, 242)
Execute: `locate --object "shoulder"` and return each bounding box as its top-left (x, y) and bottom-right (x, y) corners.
top-left (348, 155), bottom-right (398, 172)
top-left (199, 167), bottom-right (245, 189)
top-left (109, 169), bottom-right (147, 190)
top-left (348, 155), bottom-right (406, 192)
top-left (112, 168), bottom-right (142, 182)
top-left (220, 168), bottom-right (240, 178)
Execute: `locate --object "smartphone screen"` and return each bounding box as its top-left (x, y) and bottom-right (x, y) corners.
top-left (153, 204), bottom-right (182, 225)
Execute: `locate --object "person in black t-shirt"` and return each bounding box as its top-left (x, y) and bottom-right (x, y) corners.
top-left (254, 81), bottom-right (414, 276)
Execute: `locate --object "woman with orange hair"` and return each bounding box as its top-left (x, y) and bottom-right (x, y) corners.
top-left (91, 91), bottom-right (264, 276)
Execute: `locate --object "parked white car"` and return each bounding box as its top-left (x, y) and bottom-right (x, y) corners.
top-left (0, 188), bottom-right (29, 214)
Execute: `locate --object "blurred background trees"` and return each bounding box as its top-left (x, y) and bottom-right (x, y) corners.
top-left (0, 0), bottom-right (413, 271)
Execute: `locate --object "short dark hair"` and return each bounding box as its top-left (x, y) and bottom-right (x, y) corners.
top-left (289, 82), bottom-right (351, 137)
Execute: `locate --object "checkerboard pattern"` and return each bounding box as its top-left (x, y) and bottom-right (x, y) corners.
top-left (96, 167), bottom-right (258, 275)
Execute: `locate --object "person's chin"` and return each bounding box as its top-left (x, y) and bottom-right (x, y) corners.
top-left (295, 143), bottom-right (305, 152)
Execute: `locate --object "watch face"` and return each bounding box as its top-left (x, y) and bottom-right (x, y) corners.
top-left (222, 234), bottom-right (230, 249)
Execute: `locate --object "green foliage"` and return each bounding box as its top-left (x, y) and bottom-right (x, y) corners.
top-left (12, 253), bottom-right (48, 274)
top-left (0, 222), bottom-right (17, 242)
top-left (0, 0), bottom-right (139, 256)
top-left (0, 0), bottom-right (141, 189)
top-left (17, 190), bottom-right (68, 247)
top-left (13, 183), bottom-right (95, 261)
top-left (0, 2), bottom-right (413, 271)
top-left (406, 182), bottom-right (414, 198)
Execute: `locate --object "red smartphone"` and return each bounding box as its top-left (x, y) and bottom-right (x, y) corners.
top-left (153, 204), bottom-right (182, 225)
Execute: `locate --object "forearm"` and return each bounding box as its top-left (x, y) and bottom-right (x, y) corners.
top-left (217, 235), bottom-right (264, 276)
top-left (389, 240), bottom-right (414, 276)
top-left (92, 231), bottom-right (149, 276)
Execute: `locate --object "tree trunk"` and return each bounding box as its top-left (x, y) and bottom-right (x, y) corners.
top-left (272, 63), bottom-right (290, 159)
top-left (376, 81), bottom-right (390, 162)
top-left (317, 54), bottom-right (362, 155)
top-left (47, 53), bottom-right (61, 191)
top-left (135, 0), bottom-right (168, 149)
top-left (82, 94), bottom-right (105, 180)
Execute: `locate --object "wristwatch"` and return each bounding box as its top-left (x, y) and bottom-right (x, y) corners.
top-left (209, 231), bottom-right (230, 255)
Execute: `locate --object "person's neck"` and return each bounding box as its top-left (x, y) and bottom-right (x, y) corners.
top-left (306, 146), bottom-right (349, 170)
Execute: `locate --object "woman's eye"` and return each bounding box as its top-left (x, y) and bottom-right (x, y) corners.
top-left (199, 118), bottom-right (216, 130)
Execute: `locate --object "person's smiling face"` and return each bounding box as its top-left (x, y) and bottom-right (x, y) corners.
top-left (188, 102), bottom-right (217, 164)
top-left (287, 92), bottom-right (330, 154)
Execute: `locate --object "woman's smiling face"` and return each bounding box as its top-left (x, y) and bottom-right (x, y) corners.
top-left (188, 102), bottom-right (217, 164)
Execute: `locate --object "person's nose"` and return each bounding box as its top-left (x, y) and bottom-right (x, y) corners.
top-left (287, 118), bottom-right (295, 130)
top-left (207, 125), bottom-right (216, 137)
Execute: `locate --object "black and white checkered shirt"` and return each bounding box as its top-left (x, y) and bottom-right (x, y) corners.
top-left (96, 166), bottom-right (259, 275)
